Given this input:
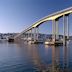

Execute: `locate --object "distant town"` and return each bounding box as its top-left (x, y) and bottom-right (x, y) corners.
top-left (0, 33), bottom-right (72, 42)
top-left (0, 33), bottom-right (18, 40)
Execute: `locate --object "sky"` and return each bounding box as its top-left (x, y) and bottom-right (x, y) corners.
top-left (0, 0), bottom-right (72, 35)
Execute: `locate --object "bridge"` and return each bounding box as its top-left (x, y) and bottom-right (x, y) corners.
top-left (14, 7), bottom-right (72, 45)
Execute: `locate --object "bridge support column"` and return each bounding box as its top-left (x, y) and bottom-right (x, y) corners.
top-left (55, 20), bottom-right (59, 40)
top-left (25, 33), bottom-right (27, 40)
top-left (23, 33), bottom-right (25, 40)
top-left (29, 29), bottom-right (33, 41)
top-left (27, 32), bottom-right (29, 41)
top-left (66, 15), bottom-right (69, 40)
top-left (36, 27), bottom-right (39, 41)
top-left (34, 27), bottom-right (39, 42)
top-left (26, 33), bottom-right (28, 41)
top-left (26, 32), bottom-right (29, 41)
top-left (63, 15), bottom-right (66, 45)
top-left (63, 15), bottom-right (69, 45)
top-left (30, 29), bottom-right (33, 40)
top-left (34, 27), bottom-right (36, 41)
top-left (52, 20), bottom-right (56, 42)
top-left (27, 30), bottom-right (31, 41)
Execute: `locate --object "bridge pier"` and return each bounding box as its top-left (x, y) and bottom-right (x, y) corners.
top-left (30, 29), bottom-right (33, 40)
top-left (27, 27), bottom-right (39, 44)
top-left (63, 15), bottom-right (66, 45)
top-left (31, 27), bottom-right (43, 44)
top-left (36, 27), bottom-right (39, 41)
top-left (63, 15), bottom-right (69, 45)
top-left (29, 29), bottom-right (34, 43)
top-left (22, 32), bottom-right (29, 43)
top-left (52, 20), bottom-right (55, 42)
top-left (66, 15), bottom-right (69, 40)
top-left (26, 30), bottom-right (32, 42)
top-left (52, 19), bottom-right (59, 42)
top-left (45, 19), bottom-right (63, 45)
top-left (33, 27), bottom-right (39, 41)
top-left (34, 27), bottom-right (36, 41)
top-left (34, 27), bottom-right (38, 43)
top-left (55, 20), bottom-right (59, 40)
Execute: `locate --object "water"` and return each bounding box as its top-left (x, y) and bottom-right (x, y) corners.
top-left (0, 41), bottom-right (72, 72)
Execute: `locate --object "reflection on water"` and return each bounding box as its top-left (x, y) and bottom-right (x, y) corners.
top-left (0, 41), bottom-right (71, 72)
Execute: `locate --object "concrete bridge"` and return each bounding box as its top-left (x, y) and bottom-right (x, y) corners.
top-left (14, 7), bottom-right (72, 45)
